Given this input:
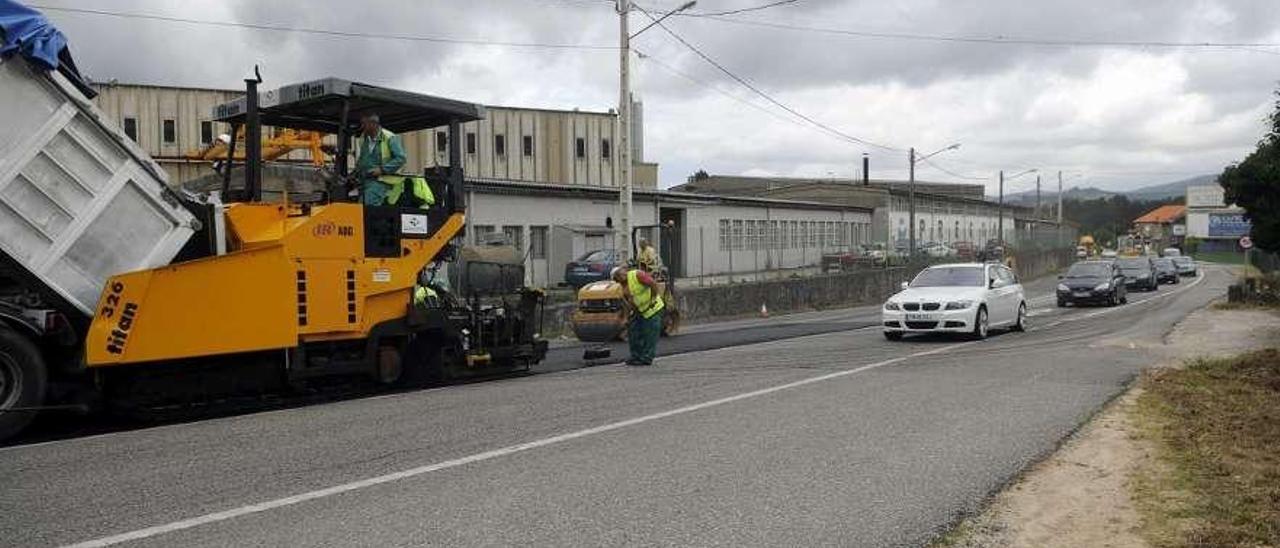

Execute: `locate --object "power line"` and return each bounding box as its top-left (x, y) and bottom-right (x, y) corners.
top-left (634, 48), bottom-right (823, 135)
top-left (32, 4), bottom-right (618, 50)
top-left (696, 16), bottom-right (1280, 50)
top-left (675, 0), bottom-right (800, 17)
top-left (631, 3), bottom-right (903, 152)
top-left (919, 157), bottom-right (990, 181)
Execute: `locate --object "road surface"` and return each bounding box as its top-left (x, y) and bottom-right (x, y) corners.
top-left (0, 265), bottom-right (1229, 547)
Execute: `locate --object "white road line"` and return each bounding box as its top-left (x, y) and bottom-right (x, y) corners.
top-left (60, 340), bottom-right (975, 548)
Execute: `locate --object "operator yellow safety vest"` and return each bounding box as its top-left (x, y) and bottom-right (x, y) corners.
top-left (365, 128), bottom-right (435, 209)
top-left (626, 270), bottom-right (664, 319)
top-left (413, 284), bottom-right (438, 307)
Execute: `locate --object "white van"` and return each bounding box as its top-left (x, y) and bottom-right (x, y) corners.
top-left (1162, 247), bottom-right (1181, 257)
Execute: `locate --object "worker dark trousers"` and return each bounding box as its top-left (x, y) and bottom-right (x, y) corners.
top-left (628, 309), bottom-right (663, 365)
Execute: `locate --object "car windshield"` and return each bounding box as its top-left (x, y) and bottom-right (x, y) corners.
top-left (578, 250), bottom-right (613, 262)
top-left (1066, 263), bottom-right (1110, 278)
top-left (910, 266), bottom-right (985, 287)
top-left (1118, 259), bottom-right (1149, 271)
top-left (1154, 259), bottom-right (1174, 268)
top-left (1173, 257), bottom-right (1193, 265)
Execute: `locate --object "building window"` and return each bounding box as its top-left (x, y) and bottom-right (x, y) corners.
top-left (601, 138), bottom-right (611, 159)
top-left (530, 226), bottom-right (548, 259)
top-left (955, 221), bottom-right (961, 240)
top-left (494, 134), bottom-right (506, 156)
top-left (780, 221), bottom-right (790, 250)
top-left (919, 219), bottom-right (926, 241)
top-left (466, 132), bottom-right (477, 155)
top-left (937, 220), bottom-right (944, 241)
top-left (770, 220), bottom-right (780, 249)
top-left (718, 220), bottom-right (730, 251)
top-left (200, 121), bottom-right (214, 145)
top-left (435, 132), bottom-right (448, 153)
top-left (502, 225), bottom-right (524, 253)
top-left (745, 220), bottom-right (756, 250)
top-left (472, 224), bottom-right (495, 245)
top-left (162, 119), bottom-right (176, 144)
top-left (731, 220), bottom-right (744, 251)
top-left (969, 222), bottom-right (974, 240)
top-left (522, 135), bottom-right (534, 157)
top-left (575, 137), bottom-right (586, 159)
top-left (790, 221), bottom-right (800, 248)
top-left (122, 117), bottom-right (138, 141)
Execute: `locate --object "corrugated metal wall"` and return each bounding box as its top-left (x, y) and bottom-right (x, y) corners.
top-left (91, 84), bottom-right (643, 187)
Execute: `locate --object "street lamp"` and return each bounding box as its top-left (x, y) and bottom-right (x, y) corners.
top-left (617, 0), bottom-right (697, 261)
top-left (998, 168), bottom-right (1037, 249)
top-left (908, 143), bottom-right (961, 257)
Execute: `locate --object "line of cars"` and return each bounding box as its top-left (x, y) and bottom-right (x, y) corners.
top-left (881, 252), bottom-right (1199, 341)
top-left (1056, 253), bottom-right (1197, 307)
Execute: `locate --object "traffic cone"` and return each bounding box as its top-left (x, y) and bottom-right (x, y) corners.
top-left (760, 302), bottom-right (769, 318)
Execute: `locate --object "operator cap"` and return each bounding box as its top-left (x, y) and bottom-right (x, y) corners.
top-left (610, 266), bottom-right (626, 279)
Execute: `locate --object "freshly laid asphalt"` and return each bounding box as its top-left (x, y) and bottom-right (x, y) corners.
top-left (0, 266), bottom-right (1230, 547)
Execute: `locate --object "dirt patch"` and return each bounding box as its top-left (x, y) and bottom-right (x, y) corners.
top-left (935, 305), bottom-right (1280, 548)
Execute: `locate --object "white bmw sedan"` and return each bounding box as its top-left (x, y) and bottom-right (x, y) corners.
top-left (882, 263), bottom-right (1027, 341)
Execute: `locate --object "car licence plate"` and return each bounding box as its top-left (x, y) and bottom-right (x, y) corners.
top-left (1073, 291), bottom-right (1090, 297)
top-left (905, 313), bottom-right (938, 321)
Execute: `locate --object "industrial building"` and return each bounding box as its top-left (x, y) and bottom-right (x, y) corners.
top-left (89, 81), bottom-right (877, 287)
top-left (671, 175), bottom-right (1063, 251)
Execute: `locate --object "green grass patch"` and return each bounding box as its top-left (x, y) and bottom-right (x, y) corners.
top-left (1133, 348), bottom-right (1280, 547)
top-left (1196, 251), bottom-right (1249, 265)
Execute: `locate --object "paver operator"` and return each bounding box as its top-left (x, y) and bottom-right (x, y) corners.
top-left (612, 266), bottom-right (664, 366)
top-left (355, 113), bottom-right (434, 208)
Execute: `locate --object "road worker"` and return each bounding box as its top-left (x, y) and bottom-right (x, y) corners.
top-left (637, 238), bottom-right (662, 273)
top-left (612, 266), bottom-right (664, 366)
top-left (355, 113), bottom-right (434, 209)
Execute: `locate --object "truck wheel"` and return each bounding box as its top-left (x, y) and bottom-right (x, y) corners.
top-left (0, 326), bottom-right (46, 441)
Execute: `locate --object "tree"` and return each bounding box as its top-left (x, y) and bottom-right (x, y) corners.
top-left (1219, 89), bottom-right (1280, 252)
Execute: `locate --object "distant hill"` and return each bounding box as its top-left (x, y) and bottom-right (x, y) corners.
top-left (994, 174), bottom-right (1216, 204)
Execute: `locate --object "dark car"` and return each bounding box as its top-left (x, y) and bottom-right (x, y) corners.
top-left (1117, 257), bottom-right (1158, 291)
top-left (1172, 256), bottom-right (1197, 277)
top-left (564, 249), bottom-right (619, 288)
top-left (1057, 261), bottom-right (1127, 307)
top-left (1152, 257), bottom-right (1180, 285)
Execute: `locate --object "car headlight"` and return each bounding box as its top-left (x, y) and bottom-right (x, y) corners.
top-left (944, 300), bottom-right (973, 310)
top-left (1094, 282), bottom-right (1111, 291)
top-left (1057, 284), bottom-right (1069, 292)
top-left (884, 301), bottom-right (900, 311)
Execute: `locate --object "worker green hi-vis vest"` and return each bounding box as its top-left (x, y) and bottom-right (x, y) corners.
top-left (365, 128), bottom-right (435, 209)
top-left (627, 270), bottom-right (664, 319)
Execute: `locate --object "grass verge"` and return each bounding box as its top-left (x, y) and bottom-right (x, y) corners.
top-left (1132, 348), bottom-right (1280, 547)
top-left (1195, 251), bottom-right (1249, 265)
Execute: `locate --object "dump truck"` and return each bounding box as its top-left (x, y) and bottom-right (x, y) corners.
top-left (0, 16), bottom-right (545, 440)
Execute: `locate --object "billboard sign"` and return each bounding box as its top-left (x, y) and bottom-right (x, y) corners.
top-left (1186, 185), bottom-right (1225, 208)
top-left (1208, 213), bottom-right (1251, 237)
top-left (1172, 224), bottom-right (1186, 236)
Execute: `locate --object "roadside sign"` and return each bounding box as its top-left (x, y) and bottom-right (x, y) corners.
top-left (1239, 236), bottom-right (1253, 249)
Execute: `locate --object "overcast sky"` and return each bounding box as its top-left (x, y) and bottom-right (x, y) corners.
top-left (35, 0), bottom-right (1280, 194)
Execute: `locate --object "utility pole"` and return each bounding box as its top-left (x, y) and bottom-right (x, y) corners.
top-left (617, 0), bottom-right (633, 261)
top-left (1035, 174), bottom-right (1041, 218)
top-left (997, 170), bottom-right (1004, 249)
top-left (908, 147), bottom-right (916, 257)
top-left (1057, 170), bottom-right (1064, 248)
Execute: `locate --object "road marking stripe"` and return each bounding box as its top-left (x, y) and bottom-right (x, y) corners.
top-left (61, 341), bottom-right (975, 548)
